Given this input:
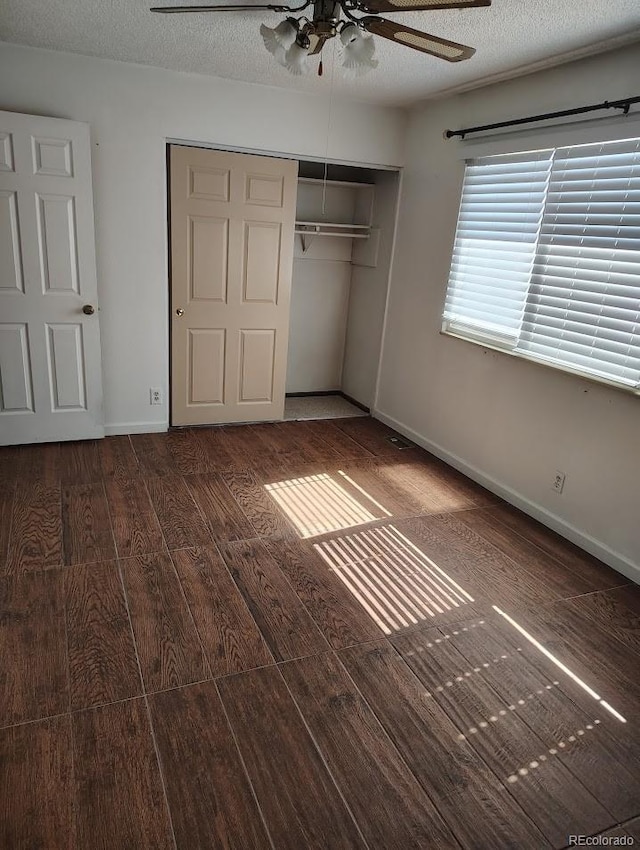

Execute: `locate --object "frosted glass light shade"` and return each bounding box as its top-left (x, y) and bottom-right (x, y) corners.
top-left (282, 40), bottom-right (310, 75)
top-left (260, 19), bottom-right (297, 55)
top-left (340, 23), bottom-right (358, 46)
top-left (341, 30), bottom-right (378, 76)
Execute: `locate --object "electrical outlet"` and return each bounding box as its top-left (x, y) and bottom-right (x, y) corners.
top-left (552, 471), bottom-right (566, 494)
top-left (150, 387), bottom-right (163, 406)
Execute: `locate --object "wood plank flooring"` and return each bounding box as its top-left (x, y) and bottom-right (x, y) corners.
top-left (149, 682), bottom-right (270, 850)
top-left (65, 560), bottom-right (142, 710)
top-left (72, 699), bottom-right (175, 850)
top-left (62, 482), bottom-right (116, 566)
top-left (0, 418), bottom-right (638, 849)
top-left (218, 664), bottom-right (369, 850)
top-left (0, 715), bottom-right (73, 850)
top-left (120, 552), bottom-right (210, 692)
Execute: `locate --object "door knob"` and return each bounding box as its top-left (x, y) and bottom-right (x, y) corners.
top-left (82, 304), bottom-right (95, 315)
top-left (175, 307), bottom-right (184, 316)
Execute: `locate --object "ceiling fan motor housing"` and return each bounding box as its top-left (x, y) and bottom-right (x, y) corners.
top-left (303, 0), bottom-right (341, 53)
top-left (313, 0), bottom-right (341, 24)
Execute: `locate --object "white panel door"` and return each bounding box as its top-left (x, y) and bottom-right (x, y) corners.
top-left (170, 145), bottom-right (298, 425)
top-left (0, 110), bottom-right (104, 446)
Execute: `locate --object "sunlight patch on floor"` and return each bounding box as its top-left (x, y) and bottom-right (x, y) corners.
top-left (265, 473), bottom-right (380, 538)
top-left (314, 524), bottom-right (474, 635)
top-left (493, 605), bottom-right (626, 723)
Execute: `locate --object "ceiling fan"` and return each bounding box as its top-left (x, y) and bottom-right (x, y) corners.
top-left (150, 0), bottom-right (490, 76)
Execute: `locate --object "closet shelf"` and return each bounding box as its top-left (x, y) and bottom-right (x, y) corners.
top-left (298, 178), bottom-right (375, 190)
top-left (295, 221), bottom-right (370, 252)
top-left (296, 221), bottom-right (370, 232)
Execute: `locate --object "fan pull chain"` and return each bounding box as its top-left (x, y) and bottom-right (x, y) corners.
top-left (318, 58), bottom-right (323, 76)
top-left (321, 39), bottom-right (337, 217)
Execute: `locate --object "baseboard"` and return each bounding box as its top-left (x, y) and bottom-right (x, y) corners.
top-left (373, 408), bottom-right (640, 585)
top-left (340, 392), bottom-right (370, 414)
top-left (104, 421), bottom-right (168, 436)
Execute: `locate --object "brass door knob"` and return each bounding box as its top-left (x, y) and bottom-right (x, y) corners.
top-left (175, 308), bottom-right (185, 316)
top-left (82, 304), bottom-right (95, 315)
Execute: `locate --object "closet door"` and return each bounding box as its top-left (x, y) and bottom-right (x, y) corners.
top-left (170, 146), bottom-right (298, 426)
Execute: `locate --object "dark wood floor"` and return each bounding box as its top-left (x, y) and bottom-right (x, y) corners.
top-left (1, 416), bottom-right (639, 849)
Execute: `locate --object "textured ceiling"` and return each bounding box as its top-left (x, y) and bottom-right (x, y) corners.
top-left (1, 0), bottom-right (639, 106)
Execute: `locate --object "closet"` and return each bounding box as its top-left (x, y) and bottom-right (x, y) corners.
top-left (286, 161), bottom-right (400, 412)
top-left (167, 146), bottom-right (400, 426)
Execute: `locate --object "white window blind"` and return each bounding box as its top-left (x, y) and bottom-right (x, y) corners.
top-left (443, 137), bottom-right (640, 392)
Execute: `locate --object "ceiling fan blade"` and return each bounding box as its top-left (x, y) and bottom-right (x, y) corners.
top-left (362, 17), bottom-right (475, 61)
top-left (359, 0), bottom-right (489, 11)
top-left (150, 4), bottom-right (294, 12)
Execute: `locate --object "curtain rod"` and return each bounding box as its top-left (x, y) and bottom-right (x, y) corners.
top-left (444, 95), bottom-right (640, 140)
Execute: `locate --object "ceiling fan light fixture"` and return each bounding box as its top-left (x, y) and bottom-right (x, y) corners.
top-left (260, 18), bottom-right (297, 55)
top-left (339, 22), bottom-right (358, 46)
top-left (341, 27), bottom-right (377, 76)
top-left (283, 36), bottom-right (311, 75)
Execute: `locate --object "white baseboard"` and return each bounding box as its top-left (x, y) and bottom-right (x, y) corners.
top-left (373, 408), bottom-right (640, 586)
top-left (104, 421), bottom-right (168, 436)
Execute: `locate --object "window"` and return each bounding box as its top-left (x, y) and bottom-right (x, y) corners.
top-left (442, 137), bottom-right (640, 392)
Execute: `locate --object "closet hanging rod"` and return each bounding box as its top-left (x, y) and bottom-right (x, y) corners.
top-left (298, 177), bottom-right (375, 189)
top-left (294, 230), bottom-right (369, 239)
top-left (444, 95), bottom-right (640, 140)
top-left (295, 221), bottom-right (370, 229)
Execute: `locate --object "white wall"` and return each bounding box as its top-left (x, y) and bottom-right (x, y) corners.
top-left (286, 255), bottom-right (352, 393)
top-left (0, 42), bottom-right (406, 433)
top-left (342, 170), bottom-right (400, 407)
top-left (287, 182), bottom-right (355, 393)
top-left (287, 169), bottom-right (402, 403)
top-left (376, 43), bottom-right (640, 580)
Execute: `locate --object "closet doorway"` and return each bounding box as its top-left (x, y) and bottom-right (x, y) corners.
top-left (286, 160), bottom-right (400, 420)
top-left (168, 145), bottom-right (400, 427)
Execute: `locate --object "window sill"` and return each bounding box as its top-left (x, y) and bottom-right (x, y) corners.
top-left (440, 328), bottom-right (640, 398)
